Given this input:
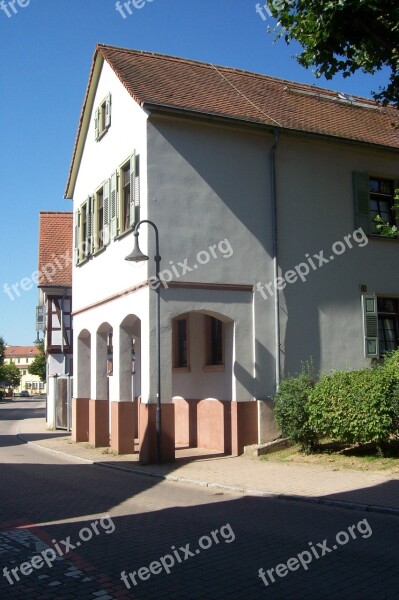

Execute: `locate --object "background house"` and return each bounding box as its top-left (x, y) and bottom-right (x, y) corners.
top-left (65, 44), bottom-right (399, 460)
top-left (3, 346), bottom-right (45, 395)
top-left (37, 211), bottom-right (73, 382)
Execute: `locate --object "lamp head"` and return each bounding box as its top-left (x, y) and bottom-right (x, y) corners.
top-left (125, 230), bottom-right (149, 262)
top-left (33, 332), bottom-right (41, 345)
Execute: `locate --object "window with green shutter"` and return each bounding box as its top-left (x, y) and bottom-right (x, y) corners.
top-left (94, 93), bottom-right (112, 141)
top-left (353, 172), bottom-right (398, 236)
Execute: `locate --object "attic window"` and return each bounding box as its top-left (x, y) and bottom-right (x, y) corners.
top-left (95, 93), bottom-right (111, 141)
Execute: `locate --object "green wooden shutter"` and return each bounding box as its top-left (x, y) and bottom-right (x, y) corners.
top-left (103, 179), bottom-right (110, 246)
top-left (74, 209), bottom-right (80, 265)
top-left (87, 195), bottom-right (94, 255)
top-left (362, 294), bottom-right (379, 358)
top-left (129, 151), bottom-right (136, 228)
top-left (105, 93), bottom-right (112, 128)
top-left (110, 170), bottom-right (118, 239)
top-left (94, 108), bottom-right (100, 141)
top-left (353, 171), bottom-right (371, 235)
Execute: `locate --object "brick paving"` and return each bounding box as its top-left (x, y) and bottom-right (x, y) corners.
top-left (1, 399), bottom-right (399, 599)
top-left (18, 415), bottom-right (399, 514)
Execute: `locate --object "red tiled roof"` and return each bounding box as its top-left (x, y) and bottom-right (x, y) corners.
top-left (100, 45), bottom-right (399, 148)
top-left (4, 346), bottom-right (39, 358)
top-left (65, 44), bottom-right (399, 198)
top-left (38, 212), bottom-right (73, 287)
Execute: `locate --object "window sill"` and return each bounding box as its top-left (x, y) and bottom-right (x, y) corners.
top-left (369, 234), bottom-right (399, 242)
top-left (115, 227), bottom-right (134, 241)
top-left (93, 246), bottom-right (107, 257)
top-left (173, 366), bottom-right (191, 373)
top-left (76, 257), bottom-right (90, 267)
top-left (202, 365), bottom-right (225, 372)
top-left (96, 127), bottom-right (110, 142)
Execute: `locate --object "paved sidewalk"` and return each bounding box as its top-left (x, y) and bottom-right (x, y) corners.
top-left (18, 415), bottom-right (399, 516)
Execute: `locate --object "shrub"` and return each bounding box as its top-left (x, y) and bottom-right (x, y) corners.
top-left (274, 361), bottom-right (318, 452)
top-left (308, 365), bottom-right (399, 446)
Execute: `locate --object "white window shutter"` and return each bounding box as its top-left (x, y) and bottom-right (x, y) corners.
top-left (74, 209), bottom-right (80, 265)
top-left (103, 179), bottom-right (110, 246)
top-left (87, 195), bottom-right (94, 255)
top-left (353, 172), bottom-right (371, 235)
top-left (134, 154), bottom-right (140, 208)
top-left (105, 93), bottom-right (112, 128)
top-left (110, 170), bottom-right (118, 239)
top-left (94, 108), bottom-right (100, 141)
top-left (362, 294), bottom-right (379, 358)
top-left (129, 151), bottom-right (136, 228)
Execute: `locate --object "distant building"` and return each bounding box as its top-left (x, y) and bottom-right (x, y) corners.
top-left (3, 346), bottom-right (45, 395)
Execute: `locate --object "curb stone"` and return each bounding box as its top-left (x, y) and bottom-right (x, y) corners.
top-left (16, 427), bottom-right (399, 518)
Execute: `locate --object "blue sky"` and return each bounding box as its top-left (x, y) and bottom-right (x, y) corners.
top-left (0, 0), bottom-right (390, 346)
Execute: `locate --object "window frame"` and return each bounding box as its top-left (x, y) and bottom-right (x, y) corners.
top-left (94, 184), bottom-right (105, 253)
top-left (203, 315), bottom-right (225, 371)
top-left (95, 93), bottom-right (111, 141)
top-left (377, 297), bottom-right (399, 355)
top-left (172, 314), bottom-right (190, 372)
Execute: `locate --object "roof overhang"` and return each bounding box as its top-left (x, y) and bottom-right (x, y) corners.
top-left (64, 50), bottom-right (105, 199)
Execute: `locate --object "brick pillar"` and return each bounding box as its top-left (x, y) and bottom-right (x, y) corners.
top-left (111, 401), bottom-right (136, 454)
top-left (139, 402), bottom-right (175, 464)
top-left (89, 399), bottom-right (109, 447)
top-left (72, 397), bottom-right (90, 442)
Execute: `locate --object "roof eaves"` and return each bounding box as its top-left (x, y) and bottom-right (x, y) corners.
top-left (145, 101), bottom-right (399, 153)
top-left (64, 48), bottom-right (104, 199)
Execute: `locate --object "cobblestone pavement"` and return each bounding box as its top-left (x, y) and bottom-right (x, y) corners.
top-left (1, 399), bottom-right (399, 599)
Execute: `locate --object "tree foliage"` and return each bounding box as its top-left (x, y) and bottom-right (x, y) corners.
top-left (375, 189), bottom-right (399, 237)
top-left (268, 0), bottom-right (399, 108)
top-left (0, 336), bottom-right (5, 367)
top-left (1, 362), bottom-right (21, 389)
top-left (28, 343), bottom-right (46, 382)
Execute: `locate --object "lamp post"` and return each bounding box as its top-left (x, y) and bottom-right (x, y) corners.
top-left (125, 220), bottom-right (162, 464)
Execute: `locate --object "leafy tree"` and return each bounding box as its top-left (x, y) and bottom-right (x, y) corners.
top-left (267, 0), bottom-right (399, 108)
top-left (375, 189), bottom-right (399, 237)
top-left (1, 362), bottom-right (21, 389)
top-left (0, 336), bottom-right (5, 367)
top-left (28, 343), bottom-right (46, 382)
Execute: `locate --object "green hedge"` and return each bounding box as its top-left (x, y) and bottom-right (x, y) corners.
top-left (274, 350), bottom-right (399, 451)
top-left (308, 363), bottom-right (399, 445)
top-left (274, 362), bottom-right (318, 452)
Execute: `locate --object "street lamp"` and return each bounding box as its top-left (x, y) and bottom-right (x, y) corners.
top-left (33, 332), bottom-right (41, 345)
top-left (125, 220), bottom-right (162, 464)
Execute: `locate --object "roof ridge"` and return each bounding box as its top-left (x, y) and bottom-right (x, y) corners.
top-left (97, 43), bottom-right (383, 107)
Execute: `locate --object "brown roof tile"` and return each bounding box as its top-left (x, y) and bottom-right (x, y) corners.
top-left (38, 212), bottom-right (73, 287)
top-left (65, 44), bottom-right (399, 198)
top-left (5, 346), bottom-right (39, 358)
top-left (99, 45), bottom-right (399, 148)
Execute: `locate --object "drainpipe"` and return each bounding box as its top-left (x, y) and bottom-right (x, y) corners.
top-left (270, 129), bottom-right (280, 392)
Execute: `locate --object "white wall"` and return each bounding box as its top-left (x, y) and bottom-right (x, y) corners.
top-left (72, 60), bottom-right (150, 312)
top-left (275, 135), bottom-right (399, 377)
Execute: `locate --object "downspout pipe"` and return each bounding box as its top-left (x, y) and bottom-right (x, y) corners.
top-left (270, 128), bottom-right (280, 392)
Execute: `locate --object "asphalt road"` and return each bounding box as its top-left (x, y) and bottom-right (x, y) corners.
top-left (0, 399), bottom-right (399, 599)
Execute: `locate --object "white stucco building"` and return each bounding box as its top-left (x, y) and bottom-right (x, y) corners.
top-left (65, 44), bottom-right (399, 460)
